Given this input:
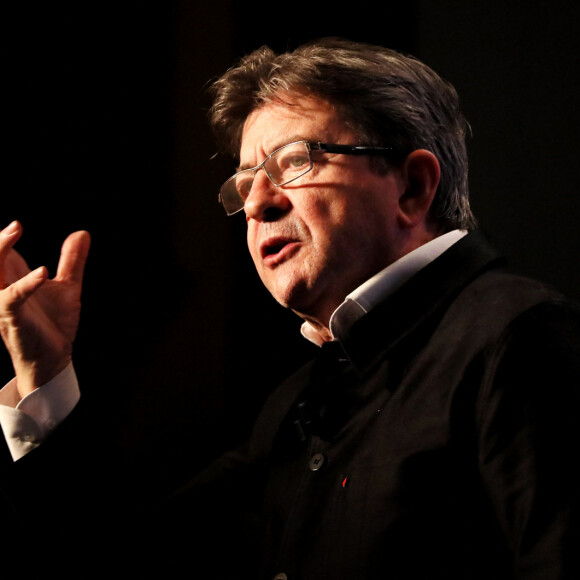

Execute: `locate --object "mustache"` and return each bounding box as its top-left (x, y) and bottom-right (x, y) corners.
top-left (257, 218), bottom-right (307, 242)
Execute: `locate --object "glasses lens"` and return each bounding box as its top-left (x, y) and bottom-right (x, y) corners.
top-left (218, 142), bottom-right (313, 215)
top-left (220, 169), bottom-right (254, 215)
top-left (265, 142), bottom-right (312, 185)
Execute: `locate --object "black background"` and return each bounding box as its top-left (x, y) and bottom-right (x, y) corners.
top-left (3, 0), bottom-right (579, 493)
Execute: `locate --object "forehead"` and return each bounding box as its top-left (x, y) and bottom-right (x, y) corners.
top-left (239, 94), bottom-right (351, 164)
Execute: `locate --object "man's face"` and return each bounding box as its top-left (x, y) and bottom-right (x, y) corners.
top-left (240, 93), bottom-right (407, 326)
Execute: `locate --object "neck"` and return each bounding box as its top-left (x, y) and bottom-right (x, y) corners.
top-left (292, 227), bottom-right (444, 342)
top-left (294, 311), bottom-right (334, 343)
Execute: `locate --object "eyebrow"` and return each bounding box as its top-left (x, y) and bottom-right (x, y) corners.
top-left (237, 135), bottom-right (310, 172)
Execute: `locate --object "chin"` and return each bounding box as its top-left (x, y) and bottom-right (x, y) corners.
top-left (268, 278), bottom-right (312, 312)
top-left (262, 262), bottom-right (334, 315)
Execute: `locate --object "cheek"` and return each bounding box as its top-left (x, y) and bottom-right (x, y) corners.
top-left (304, 187), bottom-right (349, 228)
top-left (306, 195), bottom-right (353, 257)
top-left (314, 195), bottom-right (386, 265)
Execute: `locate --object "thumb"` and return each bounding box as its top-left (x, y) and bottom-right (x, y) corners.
top-left (56, 231), bottom-right (91, 284)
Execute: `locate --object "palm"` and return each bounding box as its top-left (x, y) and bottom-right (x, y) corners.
top-left (9, 267), bottom-right (80, 364)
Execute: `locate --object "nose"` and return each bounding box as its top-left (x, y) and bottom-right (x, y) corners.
top-left (244, 170), bottom-right (291, 221)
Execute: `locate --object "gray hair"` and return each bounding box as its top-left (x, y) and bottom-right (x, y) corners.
top-left (209, 38), bottom-right (477, 231)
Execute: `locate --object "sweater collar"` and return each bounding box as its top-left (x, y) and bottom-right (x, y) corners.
top-left (333, 230), bottom-right (504, 376)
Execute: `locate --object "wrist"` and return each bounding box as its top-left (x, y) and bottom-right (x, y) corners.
top-left (14, 357), bottom-right (72, 400)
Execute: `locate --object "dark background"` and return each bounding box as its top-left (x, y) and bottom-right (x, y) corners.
top-left (3, 0), bottom-right (579, 493)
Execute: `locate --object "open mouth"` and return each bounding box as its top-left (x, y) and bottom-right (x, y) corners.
top-left (260, 236), bottom-right (300, 263)
top-left (264, 241), bottom-right (288, 256)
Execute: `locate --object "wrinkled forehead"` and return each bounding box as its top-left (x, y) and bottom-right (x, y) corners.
top-left (239, 93), bottom-right (348, 167)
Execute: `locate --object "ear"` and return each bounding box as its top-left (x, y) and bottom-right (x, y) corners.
top-left (397, 149), bottom-right (441, 228)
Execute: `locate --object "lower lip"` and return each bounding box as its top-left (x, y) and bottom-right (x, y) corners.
top-left (262, 241), bottom-right (301, 266)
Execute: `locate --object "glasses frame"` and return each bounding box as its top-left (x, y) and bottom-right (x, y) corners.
top-left (218, 140), bottom-right (396, 216)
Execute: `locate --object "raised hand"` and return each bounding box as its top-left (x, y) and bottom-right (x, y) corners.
top-left (0, 221), bottom-right (91, 400)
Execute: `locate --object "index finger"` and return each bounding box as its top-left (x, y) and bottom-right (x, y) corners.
top-left (55, 230), bottom-right (92, 284)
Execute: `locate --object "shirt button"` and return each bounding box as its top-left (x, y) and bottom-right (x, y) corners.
top-left (273, 574), bottom-right (288, 580)
top-left (309, 452), bottom-right (326, 472)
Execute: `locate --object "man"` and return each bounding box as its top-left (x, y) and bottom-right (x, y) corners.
top-left (0, 38), bottom-right (578, 578)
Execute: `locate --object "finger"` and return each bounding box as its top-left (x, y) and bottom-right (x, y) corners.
top-left (3, 252), bottom-right (32, 287)
top-left (2, 266), bottom-right (48, 310)
top-left (55, 230), bottom-right (91, 284)
top-left (0, 222), bottom-right (26, 289)
top-left (0, 221), bottom-right (23, 261)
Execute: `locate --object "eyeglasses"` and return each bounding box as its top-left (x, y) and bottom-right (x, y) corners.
top-left (218, 140), bottom-right (396, 216)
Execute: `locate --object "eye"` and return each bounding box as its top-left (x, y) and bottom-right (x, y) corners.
top-left (265, 142), bottom-right (312, 185)
top-left (276, 152), bottom-right (310, 177)
top-left (288, 155), bottom-right (309, 169)
top-left (282, 153), bottom-right (309, 169)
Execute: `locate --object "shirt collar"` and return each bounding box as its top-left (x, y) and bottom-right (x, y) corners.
top-left (300, 229), bottom-right (468, 346)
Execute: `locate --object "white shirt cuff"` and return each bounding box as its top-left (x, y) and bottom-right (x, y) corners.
top-left (0, 364), bottom-right (80, 461)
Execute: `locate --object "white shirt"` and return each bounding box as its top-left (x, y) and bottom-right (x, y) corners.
top-left (0, 364), bottom-right (80, 460)
top-left (301, 229), bottom-right (468, 346)
top-left (0, 230), bottom-right (467, 461)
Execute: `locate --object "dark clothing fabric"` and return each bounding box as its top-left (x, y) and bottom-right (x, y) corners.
top-left (167, 231), bottom-right (580, 579)
top-left (1, 231), bottom-right (579, 579)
